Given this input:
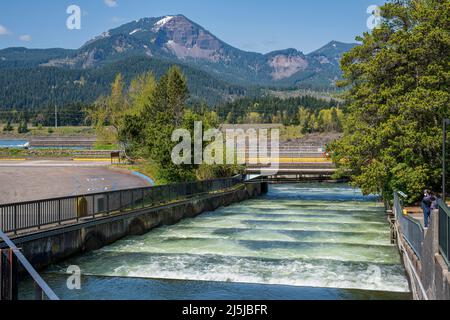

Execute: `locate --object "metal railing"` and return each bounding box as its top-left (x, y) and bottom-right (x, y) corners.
top-left (393, 191), bottom-right (424, 260)
top-left (0, 229), bottom-right (59, 300)
top-left (0, 175), bottom-right (243, 236)
top-left (438, 199), bottom-right (450, 268)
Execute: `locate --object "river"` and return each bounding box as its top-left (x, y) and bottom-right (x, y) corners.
top-left (0, 139), bottom-right (88, 149)
top-left (0, 140), bottom-right (29, 148)
top-left (20, 183), bottom-right (411, 300)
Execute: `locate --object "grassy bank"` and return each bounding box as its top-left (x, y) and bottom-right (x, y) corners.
top-left (114, 161), bottom-right (162, 185)
top-left (0, 148), bottom-right (77, 159)
top-left (93, 143), bottom-right (119, 151)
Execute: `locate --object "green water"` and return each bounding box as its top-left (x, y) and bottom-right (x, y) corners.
top-left (23, 183), bottom-right (411, 300)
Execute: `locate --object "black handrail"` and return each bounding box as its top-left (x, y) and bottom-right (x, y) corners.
top-left (0, 175), bottom-right (244, 235)
top-left (437, 199), bottom-right (450, 268)
top-left (0, 175), bottom-right (242, 207)
top-left (0, 229), bottom-right (59, 300)
top-left (393, 191), bottom-right (424, 260)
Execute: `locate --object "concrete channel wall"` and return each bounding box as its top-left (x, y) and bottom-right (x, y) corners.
top-left (392, 210), bottom-right (450, 300)
top-left (4, 181), bottom-right (267, 272)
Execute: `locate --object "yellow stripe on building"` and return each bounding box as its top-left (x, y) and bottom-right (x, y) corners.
top-left (0, 158), bottom-right (27, 161)
top-left (72, 158), bottom-right (111, 162)
top-left (248, 158), bottom-right (332, 163)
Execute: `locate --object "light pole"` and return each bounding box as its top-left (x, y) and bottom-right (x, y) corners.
top-left (55, 104), bottom-right (58, 129)
top-left (443, 119), bottom-right (450, 201)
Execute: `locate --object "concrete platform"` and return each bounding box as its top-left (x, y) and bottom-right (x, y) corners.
top-left (403, 206), bottom-right (427, 228)
top-left (0, 164), bottom-right (151, 204)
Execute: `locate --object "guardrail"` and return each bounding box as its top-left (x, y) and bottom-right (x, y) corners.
top-left (0, 229), bottom-right (58, 300)
top-left (393, 191), bottom-right (424, 260)
top-left (438, 199), bottom-right (450, 268)
top-left (0, 175), bottom-right (243, 236)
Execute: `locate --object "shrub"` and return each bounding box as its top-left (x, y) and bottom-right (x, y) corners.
top-left (2, 121), bottom-right (13, 132)
top-left (17, 121), bottom-right (29, 134)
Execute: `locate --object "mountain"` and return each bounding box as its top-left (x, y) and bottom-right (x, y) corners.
top-left (277, 41), bottom-right (359, 88)
top-left (38, 15), bottom-right (355, 87)
top-left (0, 15), bottom-right (358, 109)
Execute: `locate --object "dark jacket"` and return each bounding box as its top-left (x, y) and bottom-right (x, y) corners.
top-left (422, 195), bottom-right (434, 208)
top-left (431, 197), bottom-right (439, 210)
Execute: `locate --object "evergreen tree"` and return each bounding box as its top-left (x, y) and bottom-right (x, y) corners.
top-left (17, 120), bottom-right (29, 133)
top-left (330, 108), bottom-right (342, 132)
top-left (167, 66), bottom-right (189, 127)
top-left (3, 120), bottom-right (13, 132)
top-left (330, 0), bottom-right (450, 202)
top-left (119, 67), bottom-right (240, 183)
top-left (120, 68), bottom-right (192, 182)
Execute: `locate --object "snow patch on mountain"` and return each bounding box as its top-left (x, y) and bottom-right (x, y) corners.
top-left (129, 28), bottom-right (142, 35)
top-left (153, 16), bottom-right (174, 30)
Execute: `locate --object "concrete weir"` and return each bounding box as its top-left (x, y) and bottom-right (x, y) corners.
top-left (6, 181), bottom-right (267, 272)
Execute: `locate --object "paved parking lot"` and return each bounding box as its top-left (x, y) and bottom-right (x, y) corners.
top-left (0, 161), bottom-right (151, 204)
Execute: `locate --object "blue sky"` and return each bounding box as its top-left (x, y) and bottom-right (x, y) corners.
top-left (0, 0), bottom-right (385, 53)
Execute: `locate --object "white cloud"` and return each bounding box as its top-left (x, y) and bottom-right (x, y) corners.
top-left (19, 34), bottom-right (32, 42)
top-left (0, 24), bottom-right (11, 35)
top-left (104, 0), bottom-right (117, 7)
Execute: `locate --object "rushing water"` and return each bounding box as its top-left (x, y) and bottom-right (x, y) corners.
top-left (21, 183), bottom-right (411, 300)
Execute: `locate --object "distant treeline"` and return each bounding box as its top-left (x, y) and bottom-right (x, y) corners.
top-left (211, 96), bottom-right (344, 132)
top-left (0, 103), bottom-right (90, 127)
top-left (0, 94), bottom-right (344, 134)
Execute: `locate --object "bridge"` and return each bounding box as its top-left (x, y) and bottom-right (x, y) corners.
top-left (244, 145), bottom-right (338, 182)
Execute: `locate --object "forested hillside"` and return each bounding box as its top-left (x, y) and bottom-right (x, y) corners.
top-left (0, 15), bottom-right (356, 112)
top-left (0, 56), bottom-right (254, 110)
